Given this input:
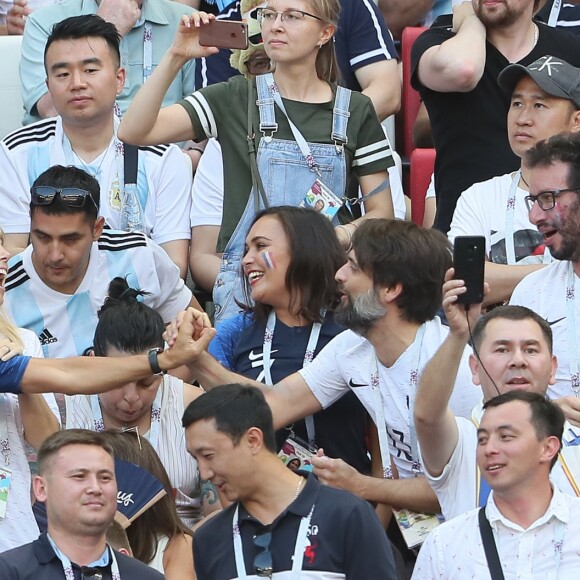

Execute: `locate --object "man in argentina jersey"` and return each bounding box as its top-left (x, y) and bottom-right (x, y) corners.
top-left (3, 165), bottom-right (196, 360)
top-left (1, 14), bottom-right (191, 277)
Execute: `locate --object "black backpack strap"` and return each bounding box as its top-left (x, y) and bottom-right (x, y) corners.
top-left (123, 143), bottom-right (139, 186)
top-left (478, 507), bottom-right (505, 580)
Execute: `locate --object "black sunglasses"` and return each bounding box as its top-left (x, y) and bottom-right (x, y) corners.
top-left (80, 567), bottom-right (103, 580)
top-left (253, 529), bottom-right (273, 577)
top-left (30, 186), bottom-right (99, 210)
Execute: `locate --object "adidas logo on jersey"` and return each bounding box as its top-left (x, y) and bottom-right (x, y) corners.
top-left (39, 328), bottom-right (58, 345)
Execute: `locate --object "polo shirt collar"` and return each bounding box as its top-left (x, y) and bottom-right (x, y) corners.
top-left (237, 471), bottom-right (319, 528)
top-left (486, 485), bottom-right (570, 532)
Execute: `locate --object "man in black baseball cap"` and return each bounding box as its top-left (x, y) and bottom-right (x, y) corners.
top-left (448, 55), bottom-right (580, 308)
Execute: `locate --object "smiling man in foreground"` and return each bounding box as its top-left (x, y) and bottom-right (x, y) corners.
top-left (413, 391), bottom-right (580, 578)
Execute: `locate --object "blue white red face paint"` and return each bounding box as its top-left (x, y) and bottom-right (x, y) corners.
top-left (261, 250), bottom-right (276, 270)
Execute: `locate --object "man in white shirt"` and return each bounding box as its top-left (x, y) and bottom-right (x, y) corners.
top-left (413, 391), bottom-right (580, 578)
top-left (3, 164), bottom-right (197, 359)
top-left (510, 132), bottom-right (580, 399)
top-left (415, 273), bottom-right (580, 522)
top-left (1, 14), bottom-right (192, 276)
top-left (177, 219), bottom-right (482, 515)
top-left (448, 55), bottom-right (580, 305)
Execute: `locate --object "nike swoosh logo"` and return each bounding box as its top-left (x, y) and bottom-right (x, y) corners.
top-left (248, 349), bottom-right (278, 361)
top-left (349, 378), bottom-right (368, 388)
top-left (547, 317), bottom-right (566, 326)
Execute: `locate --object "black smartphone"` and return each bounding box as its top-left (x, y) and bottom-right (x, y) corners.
top-left (453, 236), bottom-right (485, 305)
top-left (199, 20), bottom-right (249, 50)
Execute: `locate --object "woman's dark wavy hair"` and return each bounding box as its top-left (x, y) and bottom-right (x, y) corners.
top-left (239, 206), bottom-right (344, 324)
top-left (93, 277), bottom-right (164, 356)
top-left (101, 430), bottom-right (193, 565)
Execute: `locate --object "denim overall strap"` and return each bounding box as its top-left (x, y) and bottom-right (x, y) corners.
top-left (256, 73), bottom-right (278, 136)
top-left (332, 86), bottom-right (351, 147)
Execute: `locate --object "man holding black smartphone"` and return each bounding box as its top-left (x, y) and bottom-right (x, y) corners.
top-left (415, 271), bottom-right (580, 522)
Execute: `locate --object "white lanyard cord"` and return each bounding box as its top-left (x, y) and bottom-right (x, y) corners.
top-left (566, 263), bottom-right (580, 394)
top-left (262, 311), bottom-right (323, 444)
top-left (232, 502), bottom-right (315, 579)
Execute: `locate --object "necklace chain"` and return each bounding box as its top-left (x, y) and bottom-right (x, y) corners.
top-left (293, 476), bottom-right (305, 500)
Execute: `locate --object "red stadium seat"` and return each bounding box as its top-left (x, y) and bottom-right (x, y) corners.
top-left (410, 147), bottom-right (435, 225)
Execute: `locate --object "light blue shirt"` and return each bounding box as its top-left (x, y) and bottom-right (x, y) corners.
top-left (20, 0), bottom-right (196, 125)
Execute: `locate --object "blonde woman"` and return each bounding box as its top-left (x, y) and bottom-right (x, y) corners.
top-left (0, 228), bottom-right (60, 551)
top-left (119, 0), bottom-right (396, 324)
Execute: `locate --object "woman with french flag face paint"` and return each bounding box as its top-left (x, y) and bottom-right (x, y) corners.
top-left (209, 206), bottom-right (372, 477)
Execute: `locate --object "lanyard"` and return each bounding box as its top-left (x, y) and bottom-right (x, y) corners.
top-left (232, 503), bottom-right (315, 579)
top-left (371, 324), bottom-right (426, 478)
top-left (548, 0), bottom-right (562, 26)
top-left (504, 171), bottom-right (551, 265)
top-left (90, 384), bottom-right (162, 449)
top-left (264, 73), bottom-right (321, 174)
top-left (0, 395), bottom-right (10, 466)
top-left (566, 263), bottom-right (580, 394)
top-left (262, 311), bottom-right (323, 444)
top-left (47, 535), bottom-right (121, 580)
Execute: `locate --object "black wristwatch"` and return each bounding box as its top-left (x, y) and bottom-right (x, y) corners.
top-left (147, 347), bottom-right (165, 375)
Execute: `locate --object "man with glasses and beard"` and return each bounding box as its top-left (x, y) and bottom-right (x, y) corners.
top-left (175, 219), bottom-right (481, 516)
top-left (183, 384), bottom-right (395, 579)
top-left (510, 132), bottom-right (580, 400)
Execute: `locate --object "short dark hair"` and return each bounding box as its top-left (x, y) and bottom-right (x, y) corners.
top-left (240, 206), bottom-right (344, 324)
top-left (38, 429), bottom-right (114, 476)
top-left (182, 384), bottom-right (277, 453)
top-left (471, 305), bottom-right (553, 354)
top-left (525, 132), bottom-right (580, 191)
top-left (93, 278), bottom-right (164, 356)
top-left (30, 165), bottom-right (100, 222)
top-left (352, 219), bottom-right (452, 323)
top-left (483, 391), bottom-right (564, 468)
top-left (44, 14), bottom-right (122, 70)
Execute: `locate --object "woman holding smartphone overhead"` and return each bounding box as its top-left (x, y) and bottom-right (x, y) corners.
top-left (118, 0), bottom-right (395, 324)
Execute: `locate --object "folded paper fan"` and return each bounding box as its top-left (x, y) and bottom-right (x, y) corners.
top-left (114, 458), bottom-right (167, 529)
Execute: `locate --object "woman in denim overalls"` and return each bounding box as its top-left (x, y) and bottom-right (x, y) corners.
top-left (119, 0), bottom-right (395, 324)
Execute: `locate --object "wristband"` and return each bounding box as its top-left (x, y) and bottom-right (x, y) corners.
top-left (147, 348), bottom-right (165, 375)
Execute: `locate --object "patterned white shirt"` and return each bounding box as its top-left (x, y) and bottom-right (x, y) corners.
top-left (412, 487), bottom-right (580, 579)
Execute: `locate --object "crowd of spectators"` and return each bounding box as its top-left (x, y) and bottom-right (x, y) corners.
top-left (2, 0), bottom-right (580, 578)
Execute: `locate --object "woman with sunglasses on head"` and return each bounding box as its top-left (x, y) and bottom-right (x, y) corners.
top-left (102, 429), bottom-right (194, 580)
top-left (119, 0), bottom-right (395, 324)
top-left (209, 206), bottom-right (372, 475)
top-left (0, 228), bottom-right (60, 552)
top-left (65, 277), bottom-right (217, 528)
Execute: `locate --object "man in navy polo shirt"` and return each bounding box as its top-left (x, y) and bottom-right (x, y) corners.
top-left (184, 383), bottom-right (396, 579)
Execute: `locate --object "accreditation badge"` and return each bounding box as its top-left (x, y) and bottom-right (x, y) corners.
top-left (0, 466), bottom-right (12, 518)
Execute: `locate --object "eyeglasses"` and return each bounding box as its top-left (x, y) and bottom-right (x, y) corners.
top-left (253, 529), bottom-right (273, 577)
top-left (30, 186), bottom-right (99, 210)
top-left (524, 187), bottom-right (580, 212)
top-left (256, 7), bottom-right (323, 26)
top-left (245, 55), bottom-right (272, 75)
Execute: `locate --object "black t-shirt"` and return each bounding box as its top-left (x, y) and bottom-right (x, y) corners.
top-left (232, 313), bottom-right (371, 475)
top-left (411, 22), bottom-right (580, 232)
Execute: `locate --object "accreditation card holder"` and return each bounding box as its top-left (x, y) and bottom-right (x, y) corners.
top-left (0, 466), bottom-right (12, 518)
top-left (278, 435), bottom-right (317, 473)
top-left (393, 508), bottom-right (443, 550)
top-left (299, 178), bottom-right (342, 221)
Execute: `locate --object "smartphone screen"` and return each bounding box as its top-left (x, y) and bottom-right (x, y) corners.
top-left (199, 20), bottom-right (249, 50)
top-left (453, 236), bottom-right (485, 305)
